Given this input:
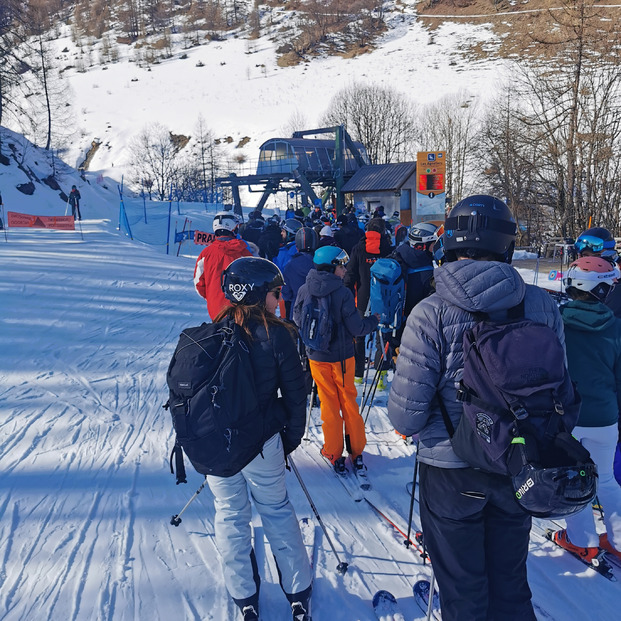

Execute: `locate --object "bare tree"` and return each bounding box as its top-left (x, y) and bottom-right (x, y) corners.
top-left (128, 123), bottom-right (183, 200)
top-left (321, 82), bottom-right (418, 164)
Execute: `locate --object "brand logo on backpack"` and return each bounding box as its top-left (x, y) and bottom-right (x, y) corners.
top-left (227, 282), bottom-right (254, 302)
top-left (475, 413), bottom-right (493, 444)
top-left (515, 477), bottom-right (534, 499)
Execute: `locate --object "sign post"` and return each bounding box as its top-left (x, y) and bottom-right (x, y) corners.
top-left (416, 151), bottom-right (446, 222)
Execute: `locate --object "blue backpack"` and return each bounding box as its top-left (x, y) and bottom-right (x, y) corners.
top-left (298, 293), bottom-right (335, 353)
top-left (369, 258), bottom-right (405, 333)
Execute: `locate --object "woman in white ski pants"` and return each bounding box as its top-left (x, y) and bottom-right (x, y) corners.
top-left (208, 433), bottom-right (312, 605)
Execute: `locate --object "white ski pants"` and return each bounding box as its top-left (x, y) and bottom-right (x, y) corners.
top-left (566, 423), bottom-right (621, 549)
top-left (207, 433), bottom-right (312, 602)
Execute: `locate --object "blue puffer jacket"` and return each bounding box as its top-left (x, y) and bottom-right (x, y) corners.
top-left (387, 259), bottom-right (564, 468)
top-left (561, 299), bottom-right (621, 428)
top-left (293, 268), bottom-right (378, 363)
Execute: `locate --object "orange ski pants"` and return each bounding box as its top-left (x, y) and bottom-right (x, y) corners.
top-left (309, 357), bottom-right (366, 463)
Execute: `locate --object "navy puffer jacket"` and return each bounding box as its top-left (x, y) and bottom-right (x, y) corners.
top-left (387, 259), bottom-right (564, 468)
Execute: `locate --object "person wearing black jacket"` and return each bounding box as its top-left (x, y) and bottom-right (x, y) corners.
top-left (257, 218), bottom-right (282, 260)
top-left (343, 217), bottom-right (393, 380)
top-left (334, 213), bottom-right (364, 255)
top-left (210, 258), bottom-right (312, 621)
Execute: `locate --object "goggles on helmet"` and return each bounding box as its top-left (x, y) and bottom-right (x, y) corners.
top-left (332, 249), bottom-right (349, 267)
top-left (574, 235), bottom-right (605, 254)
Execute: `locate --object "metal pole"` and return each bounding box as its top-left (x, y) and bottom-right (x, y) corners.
top-left (170, 477), bottom-right (208, 527)
top-left (289, 457), bottom-right (348, 574)
top-left (303, 381), bottom-right (317, 442)
top-left (405, 440), bottom-right (419, 548)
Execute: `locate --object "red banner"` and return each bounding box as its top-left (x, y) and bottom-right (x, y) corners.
top-left (7, 211), bottom-right (75, 231)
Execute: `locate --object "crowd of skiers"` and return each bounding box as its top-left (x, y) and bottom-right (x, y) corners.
top-left (188, 199), bottom-right (621, 621)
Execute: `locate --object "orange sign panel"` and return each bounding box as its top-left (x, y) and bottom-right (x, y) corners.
top-left (7, 211), bottom-right (75, 230)
top-left (194, 231), bottom-right (216, 245)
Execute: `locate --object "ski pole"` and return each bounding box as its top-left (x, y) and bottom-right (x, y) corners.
top-left (362, 340), bottom-right (389, 424)
top-left (303, 380), bottom-right (316, 442)
top-left (360, 332), bottom-right (374, 403)
top-left (361, 337), bottom-right (384, 413)
top-left (426, 566), bottom-right (436, 621)
top-left (363, 497), bottom-right (427, 559)
top-left (405, 440), bottom-right (419, 549)
top-left (289, 457), bottom-right (348, 574)
top-left (170, 477), bottom-right (208, 527)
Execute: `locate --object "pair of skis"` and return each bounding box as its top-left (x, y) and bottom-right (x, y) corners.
top-left (372, 579), bottom-right (440, 620)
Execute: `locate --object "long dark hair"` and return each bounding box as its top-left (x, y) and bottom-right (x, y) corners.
top-left (213, 303), bottom-right (296, 340)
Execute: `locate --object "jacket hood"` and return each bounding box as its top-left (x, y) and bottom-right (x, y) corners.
top-left (394, 244), bottom-right (432, 269)
top-left (305, 268), bottom-right (344, 297)
top-left (561, 299), bottom-right (616, 332)
top-left (215, 237), bottom-right (251, 260)
top-left (434, 259), bottom-right (525, 313)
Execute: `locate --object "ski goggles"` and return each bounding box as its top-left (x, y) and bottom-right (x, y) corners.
top-left (332, 249), bottom-right (350, 267)
top-left (574, 235), bottom-right (605, 254)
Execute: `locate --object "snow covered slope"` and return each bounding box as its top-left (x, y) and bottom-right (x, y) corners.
top-left (1, 152), bottom-right (621, 620)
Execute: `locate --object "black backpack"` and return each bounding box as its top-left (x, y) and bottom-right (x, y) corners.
top-left (297, 292), bottom-right (335, 354)
top-left (165, 320), bottom-right (264, 482)
top-left (440, 302), bottom-right (597, 518)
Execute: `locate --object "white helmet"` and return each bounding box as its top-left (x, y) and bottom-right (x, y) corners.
top-left (563, 256), bottom-right (620, 301)
top-left (213, 211), bottom-right (238, 233)
top-left (408, 222), bottom-right (439, 248)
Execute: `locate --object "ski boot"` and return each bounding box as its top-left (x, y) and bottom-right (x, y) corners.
top-left (242, 605), bottom-right (259, 620)
top-left (291, 601), bottom-right (310, 621)
top-left (600, 533), bottom-right (621, 561)
top-left (553, 529), bottom-right (600, 562)
top-left (333, 456), bottom-right (347, 476)
top-left (353, 454), bottom-right (366, 473)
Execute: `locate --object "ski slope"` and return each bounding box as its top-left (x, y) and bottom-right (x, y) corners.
top-left (1, 206), bottom-right (621, 619)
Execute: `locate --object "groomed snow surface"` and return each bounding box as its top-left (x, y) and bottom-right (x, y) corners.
top-left (1, 186), bottom-right (621, 620)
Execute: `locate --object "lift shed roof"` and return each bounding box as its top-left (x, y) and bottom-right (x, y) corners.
top-left (341, 162), bottom-right (417, 193)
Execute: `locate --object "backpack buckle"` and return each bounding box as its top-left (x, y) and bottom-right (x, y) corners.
top-left (456, 386), bottom-right (470, 403)
top-left (511, 405), bottom-right (529, 420)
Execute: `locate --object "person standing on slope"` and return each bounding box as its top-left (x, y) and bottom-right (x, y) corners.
top-left (551, 257), bottom-right (621, 563)
top-left (293, 246), bottom-right (379, 474)
top-left (387, 196), bottom-right (564, 621)
top-left (68, 185), bottom-right (82, 220)
top-left (193, 211), bottom-right (253, 320)
top-left (212, 257), bottom-right (312, 621)
top-left (343, 217), bottom-right (393, 383)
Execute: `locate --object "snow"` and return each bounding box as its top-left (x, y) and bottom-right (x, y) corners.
top-left (1, 138), bottom-right (621, 620)
top-left (2, 4), bottom-right (621, 619)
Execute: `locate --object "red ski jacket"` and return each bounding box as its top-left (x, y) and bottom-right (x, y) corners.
top-left (193, 236), bottom-right (253, 319)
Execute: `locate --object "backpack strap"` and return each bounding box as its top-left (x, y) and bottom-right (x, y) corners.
top-left (169, 438), bottom-right (187, 485)
top-left (438, 394), bottom-right (455, 438)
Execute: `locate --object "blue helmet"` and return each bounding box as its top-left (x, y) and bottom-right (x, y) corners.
top-left (313, 246), bottom-right (349, 272)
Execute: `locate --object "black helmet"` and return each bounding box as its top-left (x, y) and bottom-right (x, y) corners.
top-left (221, 257), bottom-right (284, 306)
top-left (443, 195), bottom-right (517, 263)
top-left (575, 226), bottom-right (617, 261)
top-left (295, 227), bottom-right (318, 253)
